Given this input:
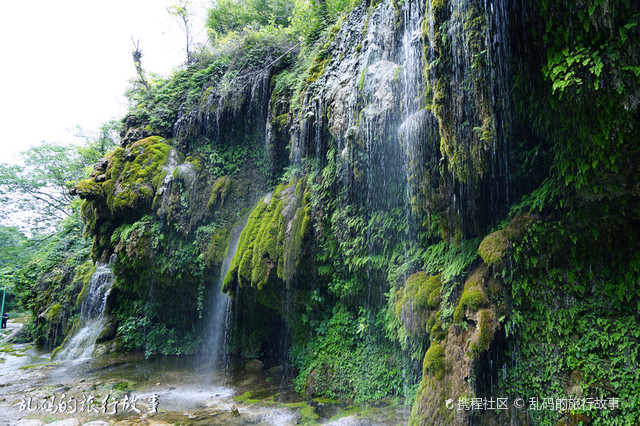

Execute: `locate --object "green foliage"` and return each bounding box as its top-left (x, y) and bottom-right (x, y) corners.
top-left (494, 4), bottom-right (640, 414)
top-left (118, 314), bottom-right (201, 357)
top-left (290, 0), bottom-right (355, 45)
top-left (0, 227), bottom-right (33, 313)
top-left (13, 212), bottom-right (91, 349)
top-left (421, 239), bottom-right (480, 283)
top-left (523, 0), bottom-right (640, 210)
top-left (496, 199), bottom-right (640, 424)
top-left (207, 0), bottom-right (294, 37)
top-left (291, 305), bottom-right (417, 403)
top-left (0, 227), bottom-right (31, 270)
top-left (125, 59), bottom-right (229, 137)
top-left (71, 120), bottom-right (121, 173)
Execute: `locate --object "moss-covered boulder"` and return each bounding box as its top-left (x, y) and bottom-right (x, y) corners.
top-left (477, 229), bottom-right (509, 266)
top-left (410, 325), bottom-right (476, 426)
top-left (478, 212), bottom-right (537, 266)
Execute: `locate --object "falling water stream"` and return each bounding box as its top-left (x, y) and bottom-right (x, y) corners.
top-left (55, 263), bottom-right (114, 361)
top-left (205, 215), bottom-right (250, 377)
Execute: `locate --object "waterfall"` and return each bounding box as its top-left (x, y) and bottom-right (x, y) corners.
top-left (55, 264), bottom-right (114, 361)
top-left (205, 216), bottom-right (249, 375)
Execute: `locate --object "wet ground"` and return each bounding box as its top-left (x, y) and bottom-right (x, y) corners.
top-left (0, 322), bottom-right (410, 426)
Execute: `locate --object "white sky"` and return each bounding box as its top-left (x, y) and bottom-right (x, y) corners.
top-left (0, 0), bottom-right (210, 165)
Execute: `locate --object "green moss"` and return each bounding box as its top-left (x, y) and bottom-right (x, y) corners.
top-left (75, 261), bottom-right (97, 306)
top-left (312, 397), bottom-right (340, 404)
top-left (396, 272), bottom-right (441, 320)
top-left (76, 136), bottom-right (173, 219)
top-left (74, 137), bottom-right (175, 262)
top-left (470, 309), bottom-right (495, 355)
top-left (273, 114), bottom-right (289, 133)
top-left (306, 53), bottom-right (332, 84)
top-left (359, 66), bottom-right (367, 91)
top-left (393, 65), bottom-right (403, 84)
top-left (235, 391), bottom-right (255, 403)
top-left (452, 267), bottom-right (491, 323)
top-left (115, 380), bottom-right (136, 391)
top-left (46, 303), bottom-right (63, 323)
top-left (410, 272), bottom-right (441, 310)
top-left (394, 272), bottom-right (442, 339)
top-left (72, 179), bottom-right (103, 198)
top-left (478, 229), bottom-right (509, 266)
top-left (208, 175), bottom-right (233, 209)
top-left (205, 226), bottom-right (231, 266)
top-left (108, 138), bottom-right (172, 213)
top-left (80, 201), bottom-right (97, 230)
top-left (185, 156), bottom-right (203, 172)
top-left (480, 116), bottom-right (494, 145)
top-left (355, 44), bottom-right (362, 53)
top-left (300, 404), bottom-right (320, 422)
top-left (430, 320), bottom-right (446, 343)
top-left (224, 193), bottom-right (276, 292)
top-left (423, 342), bottom-right (445, 380)
top-left (478, 213), bottom-right (536, 266)
top-left (453, 289), bottom-right (489, 323)
top-left (431, 0), bottom-right (448, 15)
top-left (224, 180), bottom-right (309, 293)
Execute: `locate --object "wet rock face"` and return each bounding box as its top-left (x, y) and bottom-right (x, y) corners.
top-left (296, 0), bottom-right (518, 242)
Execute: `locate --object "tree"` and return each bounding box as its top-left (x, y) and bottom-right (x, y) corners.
top-left (72, 119), bottom-right (120, 169)
top-left (0, 143), bottom-right (79, 233)
top-left (0, 122), bottom-right (119, 234)
top-left (0, 226), bottom-right (31, 269)
top-left (131, 38), bottom-right (151, 92)
top-left (0, 226), bottom-right (33, 313)
top-left (168, 0), bottom-right (195, 65)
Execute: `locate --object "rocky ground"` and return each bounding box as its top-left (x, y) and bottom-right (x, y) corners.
top-left (0, 323), bottom-right (409, 426)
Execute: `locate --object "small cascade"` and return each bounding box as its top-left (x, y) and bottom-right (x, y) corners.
top-left (56, 264), bottom-right (114, 360)
top-left (204, 216), bottom-right (250, 377)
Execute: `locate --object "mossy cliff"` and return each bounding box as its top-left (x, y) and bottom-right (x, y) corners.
top-left (45, 0), bottom-right (640, 423)
top-left (71, 54), bottom-right (279, 355)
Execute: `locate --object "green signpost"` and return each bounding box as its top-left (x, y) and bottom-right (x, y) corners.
top-left (1, 287), bottom-right (5, 329)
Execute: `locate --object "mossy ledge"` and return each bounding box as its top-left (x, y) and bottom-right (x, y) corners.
top-left (72, 136), bottom-right (176, 260)
top-left (223, 178), bottom-right (312, 294)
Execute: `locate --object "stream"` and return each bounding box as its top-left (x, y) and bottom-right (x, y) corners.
top-left (0, 335), bottom-right (410, 426)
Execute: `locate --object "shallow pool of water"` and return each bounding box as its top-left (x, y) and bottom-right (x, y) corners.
top-left (0, 347), bottom-right (409, 425)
